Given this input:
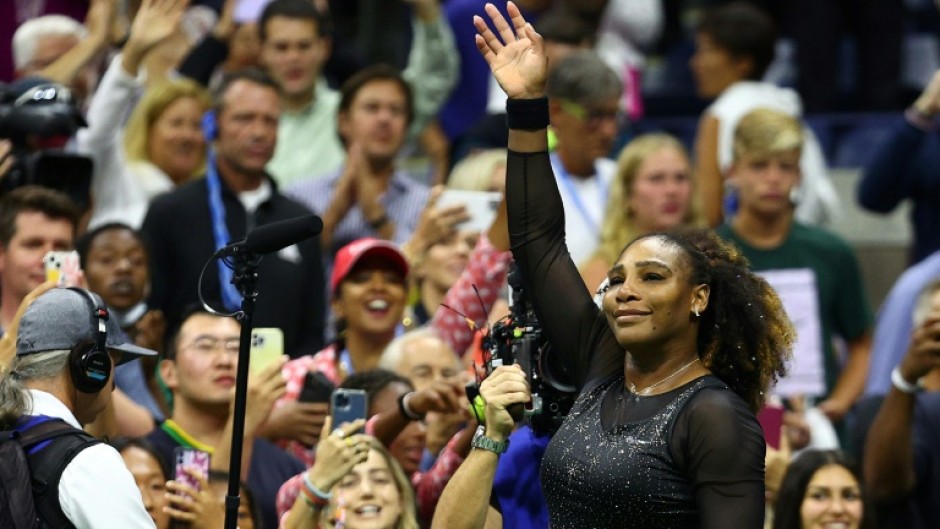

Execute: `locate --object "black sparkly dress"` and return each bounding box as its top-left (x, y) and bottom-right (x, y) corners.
top-left (504, 149), bottom-right (766, 529)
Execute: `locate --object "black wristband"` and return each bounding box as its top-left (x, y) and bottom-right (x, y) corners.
top-left (398, 392), bottom-right (425, 421)
top-left (506, 97), bottom-right (550, 130)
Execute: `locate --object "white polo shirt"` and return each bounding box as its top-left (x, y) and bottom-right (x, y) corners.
top-left (26, 389), bottom-right (156, 529)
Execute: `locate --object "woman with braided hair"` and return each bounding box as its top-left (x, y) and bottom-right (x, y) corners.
top-left (464, 3), bottom-right (794, 528)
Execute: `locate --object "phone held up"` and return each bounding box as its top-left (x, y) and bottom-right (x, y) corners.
top-left (173, 446), bottom-right (210, 493)
top-left (249, 327), bottom-right (284, 374)
top-left (331, 388), bottom-right (368, 434)
top-left (299, 371), bottom-right (335, 404)
top-left (44, 250), bottom-right (81, 287)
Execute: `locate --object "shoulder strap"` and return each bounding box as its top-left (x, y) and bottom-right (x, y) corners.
top-left (21, 419), bottom-right (100, 529)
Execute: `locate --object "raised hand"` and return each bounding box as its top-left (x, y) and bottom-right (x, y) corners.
top-left (307, 417), bottom-right (371, 493)
top-left (164, 468), bottom-right (224, 529)
top-left (123, 0), bottom-right (188, 74)
top-left (85, 0), bottom-right (119, 44)
top-left (899, 312), bottom-right (940, 383)
top-left (408, 378), bottom-right (467, 416)
top-left (258, 399), bottom-right (329, 447)
top-left (241, 357), bottom-right (288, 435)
top-left (473, 2), bottom-right (547, 99)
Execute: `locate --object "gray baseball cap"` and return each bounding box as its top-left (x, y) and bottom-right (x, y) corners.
top-left (16, 288), bottom-right (157, 364)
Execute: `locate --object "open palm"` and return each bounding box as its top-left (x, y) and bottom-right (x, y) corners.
top-left (474, 2), bottom-right (547, 99)
top-left (129, 0), bottom-right (186, 52)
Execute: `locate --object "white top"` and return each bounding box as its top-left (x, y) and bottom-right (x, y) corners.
top-left (595, 0), bottom-right (663, 75)
top-left (25, 389), bottom-right (156, 529)
top-left (550, 153), bottom-right (615, 266)
top-left (78, 55), bottom-right (176, 229)
top-left (707, 81), bottom-right (840, 225)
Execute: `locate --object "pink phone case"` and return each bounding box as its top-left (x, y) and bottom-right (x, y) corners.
top-left (174, 447), bottom-right (210, 493)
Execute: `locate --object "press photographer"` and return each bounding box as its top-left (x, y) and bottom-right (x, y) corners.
top-left (0, 77), bottom-right (93, 213)
top-left (434, 265), bottom-right (576, 529)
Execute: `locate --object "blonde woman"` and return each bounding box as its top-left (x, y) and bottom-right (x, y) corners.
top-left (580, 133), bottom-right (703, 291)
top-left (281, 424), bottom-right (420, 529)
top-left (78, 0), bottom-right (209, 229)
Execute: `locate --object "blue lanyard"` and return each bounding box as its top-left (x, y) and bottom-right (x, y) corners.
top-left (551, 153), bottom-right (606, 233)
top-left (205, 150), bottom-right (243, 311)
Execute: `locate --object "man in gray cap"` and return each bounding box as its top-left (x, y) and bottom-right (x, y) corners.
top-left (0, 287), bottom-right (157, 529)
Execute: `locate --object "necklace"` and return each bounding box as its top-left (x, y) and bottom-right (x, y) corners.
top-left (628, 357), bottom-right (700, 396)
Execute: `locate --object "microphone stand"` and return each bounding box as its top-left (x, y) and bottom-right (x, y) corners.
top-left (224, 248), bottom-right (262, 529)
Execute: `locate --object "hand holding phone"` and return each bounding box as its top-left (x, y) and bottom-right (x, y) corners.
top-left (173, 447), bottom-right (210, 496)
top-left (436, 190), bottom-right (501, 232)
top-left (299, 371), bottom-right (335, 403)
top-left (43, 251), bottom-right (81, 287)
top-left (331, 388), bottom-right (368, 434)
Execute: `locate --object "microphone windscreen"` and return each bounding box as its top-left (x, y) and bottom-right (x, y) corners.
top-left (245, 214), bottom-right (323, 255)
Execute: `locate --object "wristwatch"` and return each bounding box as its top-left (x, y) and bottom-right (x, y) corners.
top-left (471, 425), bottom-right (509, 454)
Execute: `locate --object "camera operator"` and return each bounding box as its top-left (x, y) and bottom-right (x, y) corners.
top-left (0, 78), bottom-right (92, 214)
top-left (434, 364), bottom-right (550, 529)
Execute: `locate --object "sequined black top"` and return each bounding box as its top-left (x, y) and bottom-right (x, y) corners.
top-left (505, 149), bottom-right (765, 529)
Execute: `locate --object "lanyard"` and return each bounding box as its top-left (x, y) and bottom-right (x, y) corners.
top-left (205, 150), bottom-right (243, 311)
top-left (551, 153), bottom-right (606, 233)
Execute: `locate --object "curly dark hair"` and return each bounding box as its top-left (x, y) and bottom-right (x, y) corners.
top-left (627, 228), bottom-right (793, 412)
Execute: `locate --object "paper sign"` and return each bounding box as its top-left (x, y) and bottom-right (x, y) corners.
top-left (760, 268), bottom-right (826, 397)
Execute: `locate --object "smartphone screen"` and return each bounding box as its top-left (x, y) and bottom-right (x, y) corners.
top-left (249, 327), bottom-right (284, 374)
top-left (44, 250), bottom-right (81, 287)
top-left (173, 447), bottom-right (210, 495)
top-left (436, 190), bottom-right (502, 232)
top-left (330, 389), bottom-right (368, 433)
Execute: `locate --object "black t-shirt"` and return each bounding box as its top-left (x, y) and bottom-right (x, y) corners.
top-left (505, 149), bottom-right (765, 529)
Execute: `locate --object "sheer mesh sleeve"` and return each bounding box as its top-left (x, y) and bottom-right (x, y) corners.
top-left (671, 388), bottom-right (766, 529)
top-left (505, 150), bottom-right (623, 389)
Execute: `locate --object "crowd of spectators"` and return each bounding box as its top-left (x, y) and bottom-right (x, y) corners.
top-left (1, 0), bottom-right (939, 528)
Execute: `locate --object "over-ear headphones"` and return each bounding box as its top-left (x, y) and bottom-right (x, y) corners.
top-left (201, 109), bottom-right (218, 142)
top-left (68, 288), bottom-right (112, 393)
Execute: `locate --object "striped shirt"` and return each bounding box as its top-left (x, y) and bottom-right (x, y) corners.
top-left (285, 167), bottom-right (431, 257)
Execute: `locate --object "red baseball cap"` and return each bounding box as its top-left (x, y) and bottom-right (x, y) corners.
top-left (330, 238), bottom-right (409, 296)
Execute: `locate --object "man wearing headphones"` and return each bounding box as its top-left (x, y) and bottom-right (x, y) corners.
top-left (0, 287), bottom-right (158, 528)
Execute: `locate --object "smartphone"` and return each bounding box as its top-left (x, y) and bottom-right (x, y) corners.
top-left (249, 327), bottom-right (283, 374)
top-left (331, 388), bottom-right (368, 433)
top-left (44, 250), bottom-right (81, 287)
top-left (436, 190), bottom-right (502, 232)
top-left (173, 447), bottom-right (210, 494)
top-left (757, 404), bottom-right (785, 450)
top-left (299, 371), bottom-right (335, 403)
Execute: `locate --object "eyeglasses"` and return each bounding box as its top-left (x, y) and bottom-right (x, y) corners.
top-left (184, 336), bottom-right (240, 356)
top-left (560, 99), bottom-right (626, 129)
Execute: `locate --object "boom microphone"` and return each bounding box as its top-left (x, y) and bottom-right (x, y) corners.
top-left (221, 214), bottom-right (323, 257)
